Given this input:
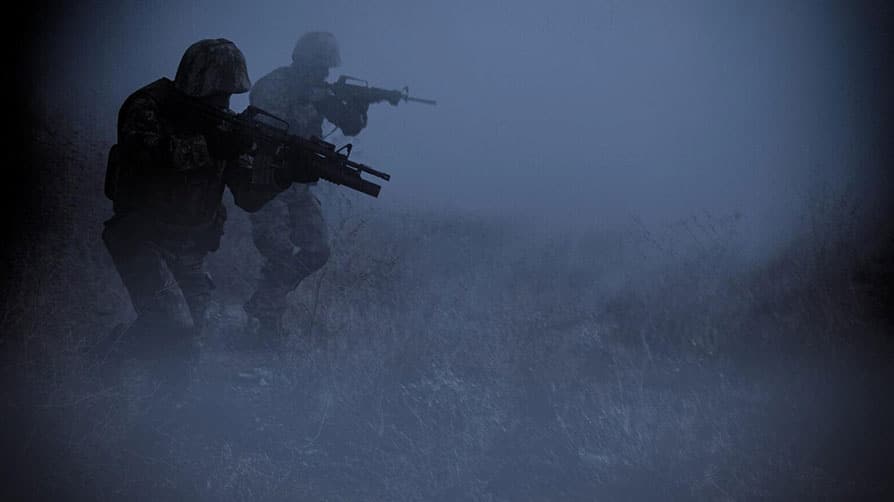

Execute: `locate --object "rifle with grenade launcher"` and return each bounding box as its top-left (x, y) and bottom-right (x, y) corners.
top-left (163, 78), bottom-right (391, 197)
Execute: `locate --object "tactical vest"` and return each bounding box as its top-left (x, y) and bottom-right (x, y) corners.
top-left (105, 78), bottom-right (230, 231)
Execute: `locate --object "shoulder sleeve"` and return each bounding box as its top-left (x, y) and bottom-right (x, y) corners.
top-left (249, 69), bottom-right (292, 122)
top-left (118, 94), bottom-right (165, 150)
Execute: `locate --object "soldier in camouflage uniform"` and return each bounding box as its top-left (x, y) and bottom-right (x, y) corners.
top-left (244, 32), bottom-right (369, 337)
top-left (102, 39), bottom-right (291, 361)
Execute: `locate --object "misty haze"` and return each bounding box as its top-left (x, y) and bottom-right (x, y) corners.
top-left (6, 1), bottom-right (893, 500)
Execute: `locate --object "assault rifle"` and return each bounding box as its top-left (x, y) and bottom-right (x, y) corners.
top-left (163, 78), bottom-right (390, 197)
top-left (328, 75), bottom-right (437, 107)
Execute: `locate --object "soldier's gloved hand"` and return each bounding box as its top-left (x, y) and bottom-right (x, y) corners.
top-left (334, 100), bottom-right (369, 137)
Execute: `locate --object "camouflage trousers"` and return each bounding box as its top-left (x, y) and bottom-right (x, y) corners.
top-left (103, 212), bottom-right (217, 348)
top-left (245, 184), bottom-right (331, 330)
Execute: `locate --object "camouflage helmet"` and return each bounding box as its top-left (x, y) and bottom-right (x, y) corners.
top-left (174, 39), bottom-right (251, 97)
top-left (291, 31), bottom-right (341, 68)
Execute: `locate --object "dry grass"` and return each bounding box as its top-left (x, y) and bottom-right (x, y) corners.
top-left (4, 107), bottom-right (892, 501)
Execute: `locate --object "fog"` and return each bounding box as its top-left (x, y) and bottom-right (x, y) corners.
top-left (33, 0), bottom-right (889, 250)
top-left (10, 2), bottom-right (893, 499)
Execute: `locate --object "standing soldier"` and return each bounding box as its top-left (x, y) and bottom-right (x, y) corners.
top-left (244, 32), bottom-right (369, 338)
top-left (102, 39), bottom-right (297, 363)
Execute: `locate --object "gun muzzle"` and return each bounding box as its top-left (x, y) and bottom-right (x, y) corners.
top-left (405, 96), bottom-right (437, 106)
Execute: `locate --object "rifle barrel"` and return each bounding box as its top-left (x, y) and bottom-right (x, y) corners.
top-left (405, 96), bottom-right (437, 106)
top-left (347, 159), bottom-right (390, 181)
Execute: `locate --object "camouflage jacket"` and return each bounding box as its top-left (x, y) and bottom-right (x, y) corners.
top-left (249, 66), bottom-right (368, 139)
top-left (108, 79), bottom-right (282, 229)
